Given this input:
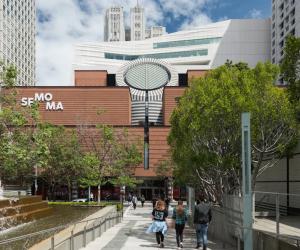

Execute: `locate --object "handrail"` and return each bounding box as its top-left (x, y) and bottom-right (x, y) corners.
top-left (254, 191), bottom-right (300, 197)
top-left (0, 212), bottom-right (121, 245)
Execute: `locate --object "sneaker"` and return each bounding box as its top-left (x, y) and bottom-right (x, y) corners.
top-left (180, 242), bottom-right (183, 248)
top-left (160, 242), bottom-right (164, 248)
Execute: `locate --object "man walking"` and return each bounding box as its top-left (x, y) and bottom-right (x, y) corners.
top-left (194, 196), bottom-right (212, 249)
top-left (132, 194), bottom-right (138, 210)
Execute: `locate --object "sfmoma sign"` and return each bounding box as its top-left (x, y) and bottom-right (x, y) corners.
top-left (21, 93), bottom-right (64, 111)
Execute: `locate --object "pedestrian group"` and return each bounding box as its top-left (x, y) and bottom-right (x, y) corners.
top-left (144, 195), bottom-right (212, 249)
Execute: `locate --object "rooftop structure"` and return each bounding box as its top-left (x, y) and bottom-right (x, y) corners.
top-left (104, 6), bottom-right (125, 42)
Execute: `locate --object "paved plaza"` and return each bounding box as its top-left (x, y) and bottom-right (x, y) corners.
top-left (81, 203), bottom-right (236, 250)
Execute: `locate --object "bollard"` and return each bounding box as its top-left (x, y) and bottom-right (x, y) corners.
top-left (51, 235), bottom-right (55, 250)
top-left (276, 194), bottom-right (280, 238)
top-left (83, 226), bottom-right (87, 247)
top-left (92, 222), bottom-right (96, 240)
top-left (70, 230), bottom-right (74, 250)
top-left (237, 236), bottom-right (241, 250)
top-left (260, 233), bottom-right (264, 250)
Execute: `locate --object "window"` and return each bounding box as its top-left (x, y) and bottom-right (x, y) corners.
top-left (280, 40), bottom-right (284, 48)
top-left (279, 21), bottom-right (284, 29)
top-left (153, 37), bottom-right (221, 49)
top-left (279, 3), bottom-right (284, 11)
top-left (105, 49), bottom-right (208, 61)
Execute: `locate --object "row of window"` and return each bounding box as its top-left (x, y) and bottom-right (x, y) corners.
top-left (105, 49), bottom-right (208, 61)
top-left (153, 37), bottom-right (221, 49)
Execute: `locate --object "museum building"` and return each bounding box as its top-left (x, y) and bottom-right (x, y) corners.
top-left (16, 19), bottom-right (272, 200)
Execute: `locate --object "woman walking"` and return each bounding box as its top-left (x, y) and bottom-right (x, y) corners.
top-left (172, 200), bottom-right (188, 249)
top-left (146, 200), bottom-right (168, 248)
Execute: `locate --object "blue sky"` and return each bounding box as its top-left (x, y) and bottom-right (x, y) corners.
top-left (163, 0), bottom-right (271, 32)
top-left (36, 0), bottom-right (272, 85)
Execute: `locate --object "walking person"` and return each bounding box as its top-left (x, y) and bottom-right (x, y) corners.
top-left (132, 194), bottom-right (137, 210)
top-left (172, 200), bottom-right (188, 249)
top-left (146, 200), bottom-right (168, 248)
top-left (141, 194), bottom-right (145, 207)
top-left (194, 196), bottom-right (212, 249)
top-left (127, 193), bottom-right (132, 205)
top-left (152, 196), bottom-right (158, 208)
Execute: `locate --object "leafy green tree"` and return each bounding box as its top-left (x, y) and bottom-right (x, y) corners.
top-left (281, 35), bottom-right (300, 102)
top-left (78, 125), bottom-right (142, 202)
top-left (280, 35), bottom-right (300, 119)
top-left (38, 124), bottom-right (83, 201)
top-left (0, 63), bottom-right (39, 186)
top-left (168, 62), bottom-right (298, 203)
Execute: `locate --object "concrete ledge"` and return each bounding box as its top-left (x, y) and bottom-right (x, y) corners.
top-left (30, 205), bottom-right (118, 250)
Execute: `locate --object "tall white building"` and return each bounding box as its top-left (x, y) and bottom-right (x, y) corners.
top-left (271, 0), bottom-right (300, 66)
top-left (130, 3), bottom-right (145, 41)
top-left (104, 6), bottom-right (125, 42)
top-left (0, 0), bottom-right (36, 86)
top-left (150, 26), bottom-right (166, 38)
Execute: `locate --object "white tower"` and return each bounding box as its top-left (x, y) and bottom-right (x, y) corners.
top-left (0, 0), bottom-right (36, 86)
top-left (130, 2), bottom-right (145, 41)
top-left (104, 6), bottom-right (125, 42)
top-left (271, 0), bottom-right (300, 69)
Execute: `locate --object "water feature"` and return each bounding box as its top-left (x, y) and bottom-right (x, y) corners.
top-left (0, 205), bottom-right (101, 250)
top-left (0, 196), bottom-right (52, 230)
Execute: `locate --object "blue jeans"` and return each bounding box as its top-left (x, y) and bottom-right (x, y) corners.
top-left (195, 223), bottom-right (208, 246)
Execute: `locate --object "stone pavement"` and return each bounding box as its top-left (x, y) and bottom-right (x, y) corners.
top-left (81, 203), bottom-right (236, 250)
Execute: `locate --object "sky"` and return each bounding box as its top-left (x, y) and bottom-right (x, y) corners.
top-left (36, 0), bottom-right (272, 86)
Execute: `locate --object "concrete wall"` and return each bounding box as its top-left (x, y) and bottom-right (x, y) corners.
top-left (30, 206), bottom-right (119, 250)
top-left (207, 206), bottom-right (299, 250)
top-left (255, 142), bottom-right (300, 211)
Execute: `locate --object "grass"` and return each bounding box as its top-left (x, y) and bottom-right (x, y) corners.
top-left (48, 201), bottom-right (123, 211)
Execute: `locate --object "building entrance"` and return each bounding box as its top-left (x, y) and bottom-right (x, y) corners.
top-left (137, 179), bottom-right (166, 201)
top-left (140, 188), bottom-right (153, 200)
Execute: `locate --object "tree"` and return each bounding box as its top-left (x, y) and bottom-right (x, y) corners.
top-left (280, 35), bottom-right (300, 120)
top-left (0, 62), bottom-right (40, 187)
top-left (38, 124), bottom-right (83, 201)
top-left (168, 62), bottom-right (298, 204)
top-left (78, 125), bottom-right (142, 202)
top-left (281, 35), bottom-right (300, 102)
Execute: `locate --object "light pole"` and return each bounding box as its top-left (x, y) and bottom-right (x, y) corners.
top-left (123, 58), bottom-right (171, 170)
top-left (242, 112), bottom-right (253, 250)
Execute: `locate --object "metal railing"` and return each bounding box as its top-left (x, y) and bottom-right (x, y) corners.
top-left (253, 191), bottom-right (300, 244)
top-left (0, 211), bottom-right (123, 250)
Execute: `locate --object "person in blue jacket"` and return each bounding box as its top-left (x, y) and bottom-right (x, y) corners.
top-left (146, 199), bottom-right (168, 248)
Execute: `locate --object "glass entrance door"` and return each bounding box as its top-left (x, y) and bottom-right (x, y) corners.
top-left (140, 188), bottom-right (152, 201)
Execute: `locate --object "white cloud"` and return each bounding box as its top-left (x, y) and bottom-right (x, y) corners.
top-left (248, 8), bottom-right (263, 19)
top-left (180, 14), bottom-right (212, 31)
top-left (36, 0), bottom-right (215, 86)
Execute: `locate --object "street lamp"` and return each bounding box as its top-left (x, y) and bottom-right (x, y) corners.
top-left (123, 58), bottom-right (171, 170)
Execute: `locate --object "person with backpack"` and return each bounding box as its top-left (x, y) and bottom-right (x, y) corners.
top-left (146, 199), bottom-right (168, 248)
top-left (194, 196), bottom-right (212, 249)
top-left (172, 200), bottom-right (188, 249)
top-left (132, 194), bottom-right (137, 210)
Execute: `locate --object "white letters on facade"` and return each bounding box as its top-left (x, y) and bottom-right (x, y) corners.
top-left (21, 93), bottom-right (63, 111)
top-left (44, 93), bottom-right (53, 102)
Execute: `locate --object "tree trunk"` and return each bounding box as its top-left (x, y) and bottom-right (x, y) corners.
top-left (68, 180), bottom-right (72, 201)
top-left (98, 184), bottom-right (101, 203)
